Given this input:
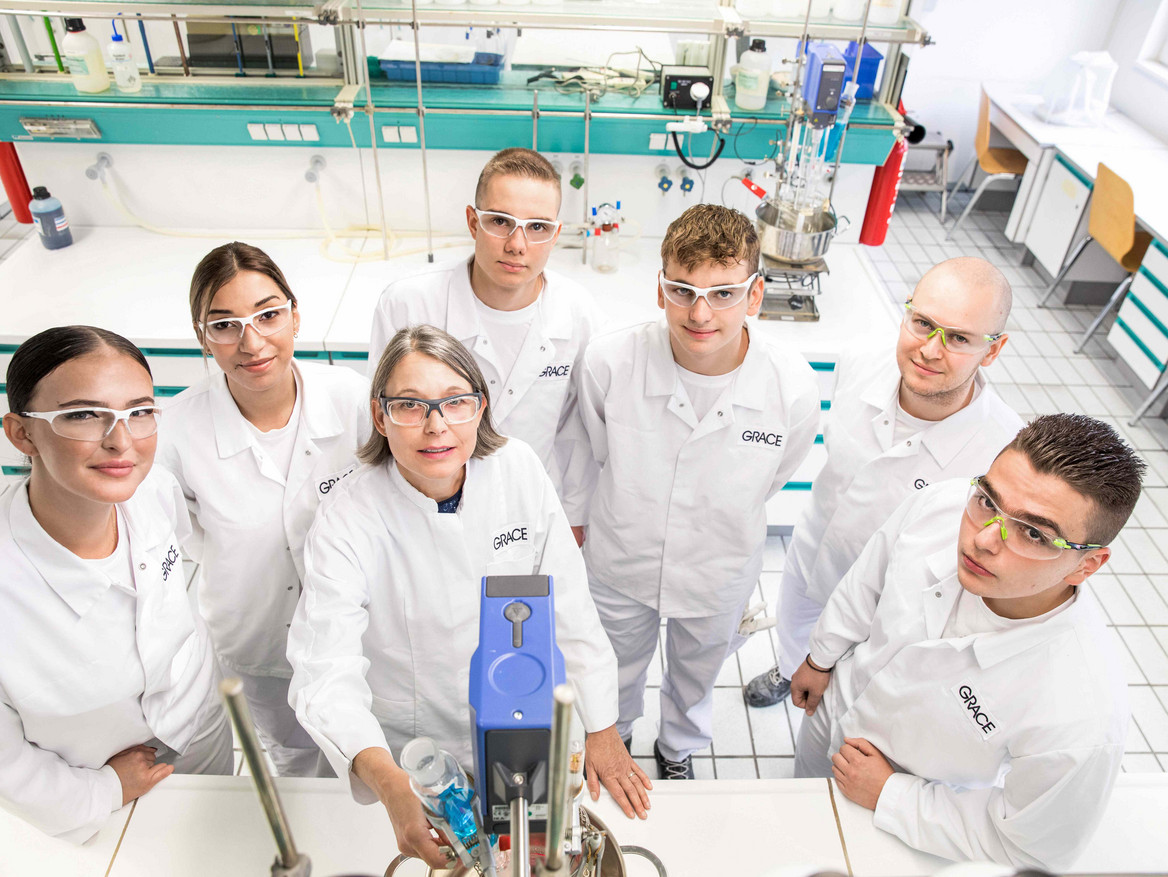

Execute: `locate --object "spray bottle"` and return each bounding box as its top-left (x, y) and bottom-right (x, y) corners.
top-left (400, 736), bottom-right (497, 876)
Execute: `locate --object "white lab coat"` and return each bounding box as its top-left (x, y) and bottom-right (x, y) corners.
top-left (776, 348), bottom-right (1023, 675)
top-left (805, 479), bottom-right (1128, 871)
top-left (577, 320), bottom-right (819, 617)
top-left (287, 439), bottom-right (618, 803)
top-left (157, 361), bottom-right (370, 676)
top-left (368, 257), bottom-right (598, 523)
top-left (0, 469), bottom-right (224, 840)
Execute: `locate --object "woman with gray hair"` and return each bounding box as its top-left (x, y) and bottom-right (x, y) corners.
top-left (286, 325), bottom-right (645, 870)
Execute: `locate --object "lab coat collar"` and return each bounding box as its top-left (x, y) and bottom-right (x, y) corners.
top-left (210, 362), bottom-right (340, 460)
top-left (8, 480), bottom-right (167, 618)
top-left (382, 454), bottom-right (476, 516)
top-left (920, 540), bottom-right (1095, 667)
top-left (445, 257), bottom-right (573, 343)
top-left (863, 354), bottom-right (995, 468)
top-left (643, 320), bottom-right (768, 411)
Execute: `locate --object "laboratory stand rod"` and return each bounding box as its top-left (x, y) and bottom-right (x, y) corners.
top-left (4, 14), bottom-right (33, 71)
top-left (171, 15), bottom-right (189, 75)
top-left (355, 0), bottom-right (390, 260)
top-left (410, 0), bottom-right (435, 261)
top-left (828, 0), bottom-right (872, 204)
top-left (532, 89), bottom-right (539, 151)
top-left (220, 678), bottom-right (301, 870)
top-left (510, 795), bottom-right (530, 877)
top-left (582, 89), bottom-right (591, 265)
top-left (540, 685), bottom-right (576, 875)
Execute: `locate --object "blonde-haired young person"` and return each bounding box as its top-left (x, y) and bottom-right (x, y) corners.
top-left (575, 205), bottom-right (819, 779)
top-left (368, 148), bottom-right (597, 533)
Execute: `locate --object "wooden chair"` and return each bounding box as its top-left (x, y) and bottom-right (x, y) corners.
top-left (1038, 163), bottom-right (1152, 354)
top-left (946, 90), bottom-right (1028, 240)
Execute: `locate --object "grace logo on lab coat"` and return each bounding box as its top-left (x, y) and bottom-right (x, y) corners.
top-left (951, 682), bottom-right (1001, 738)
top-left (492, 523), bottom-right (531, 551)
top-left (539, 363), bottom-right (571, 379)
top-left (740, 429), bottom-right (784, 446)
top-left (318, 463), bottom-right (358, 497)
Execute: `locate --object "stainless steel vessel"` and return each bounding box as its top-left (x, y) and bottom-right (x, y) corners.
top-left (756, 199), bottom-right (849, 264)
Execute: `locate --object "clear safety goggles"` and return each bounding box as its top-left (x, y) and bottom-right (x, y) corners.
top-left (200, 300), bottom-right (294, 345)
top-left (659, 270), bottom-right (759, 310)
top-left (472, 208), bottom-right (562, 244)
top-left (903, 302), bottom-right (1003, 355)
top-left (20, 405), bottom-right (162, 442)
top-left (965, 477), bottom-right (1103, 560)
top-left (378, 393), bottom-right (484, 427)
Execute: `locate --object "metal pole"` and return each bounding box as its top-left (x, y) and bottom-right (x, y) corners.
top-left (510, 795), bottom-right (529, 877)
top-left (827, 0), bottom-right (872, 204)
top-left (532, 89), bottom-right (539, 150)
top-left (4, 15), bottom-right (34, 72)
top-left (171, 15), bottom-right (189, 76)
top-left (355, 0), bottom-right (391, 259)
top-left (539, 686), bottom-right (575, 875)
top-left (410, 0), bottom-right (435, 261)
top-left (220, 679), bottom-right (302, 871)
top-left (582, 89), bottom-right (591, 265)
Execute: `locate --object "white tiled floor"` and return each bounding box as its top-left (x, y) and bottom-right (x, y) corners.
top-left (628, 190), bottom-right (1168, 779)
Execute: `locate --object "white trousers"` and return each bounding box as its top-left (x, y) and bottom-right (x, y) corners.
top-left (793, 694), bottom-right (835, 779)
top-left (589, 578), bottom-right (747, 762)
top-left (152, 707), bottom-right (234, 776)
top-left (775, 548), bottom-right (828, 681)
top-left (236, 672), bottom-right (326, 777)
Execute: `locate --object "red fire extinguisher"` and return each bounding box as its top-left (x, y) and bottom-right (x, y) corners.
top-left (859, 130), bottom-right (908, 247)
top-left (0, 142), bottom-right (33, 224)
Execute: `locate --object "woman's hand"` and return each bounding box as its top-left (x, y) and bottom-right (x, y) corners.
top-left (354, 747), bottom-right (449, 869)
top-left (585, 725), bottom-right (652, 819)
top-left (106, 745), bottom-right (174, 806)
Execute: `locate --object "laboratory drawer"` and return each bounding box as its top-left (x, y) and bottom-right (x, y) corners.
top-left (1117, 292), bottom-right (1168, 361)
top-left (1131, 268), bottom-right (1168, 332)
top-left (1107, 316), bottom-right (1164, 390)
top-left (1141, 238), bottom-right (1168, 287)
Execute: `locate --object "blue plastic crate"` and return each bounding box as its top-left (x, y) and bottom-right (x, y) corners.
top-left (843, 41), bottom-right (882, 101)
top-left (379, 52), bottom-right (503, 85)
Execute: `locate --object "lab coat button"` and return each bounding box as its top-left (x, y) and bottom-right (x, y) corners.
top-left (717, 411), bottom-right (723, 417)
top-left (287, 585), bottom-right (293, 590)
top-left (305, 450), bottom-right (311, 456)
top-left (935, 591), bottom-right (942, 598)
top-left (907, 440), bottom-right (912, 446)
top-left (508, 389), bottom-right (514, 395)
top-left (884, 420), bottom-right (889, 425)
top-left (540, 346), bottom-right (546, 352)
top-left (139, 562), bottom-right (147, 570)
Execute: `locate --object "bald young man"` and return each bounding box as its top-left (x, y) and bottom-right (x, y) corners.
top-left (746, 258), bottom-right (1025, 707)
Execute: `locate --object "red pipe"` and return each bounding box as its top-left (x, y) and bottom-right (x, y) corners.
top-left (0, 142), bottom-right (33, 224)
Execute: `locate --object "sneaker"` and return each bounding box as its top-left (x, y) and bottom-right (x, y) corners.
top-left (743, 665), bottom-right (791, 708)
top-left (653, 740), bottom-right (694, 780)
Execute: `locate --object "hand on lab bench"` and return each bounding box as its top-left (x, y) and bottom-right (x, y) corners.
top-left (571, 526), bottom-right (586, 548)
top-left (832, 737), bottom-right (895, 811)
top-left (354, 746), bottom-right (449, 869)
top-left (585, 725), bottom-right (652, 820)
top-left (790, 655), bottom-right (832, 716)
top-left (107, 744), bottom-right (175, 806)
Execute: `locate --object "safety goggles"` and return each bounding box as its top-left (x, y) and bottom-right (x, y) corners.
top-left (472, 209), bottom-right (562, 244)
top-left (903, 302), bottom-right (1003, 354)
top-left (200, 300), bottom-right (294, 345)
top-left (659, 271), bottom-right (759, 310)
top-left (20, 405), bottom-right (162, 442)
top-left (378, 393), bottom-right (484, 427)
top-left (965, 477), bottom-right (1104, 560)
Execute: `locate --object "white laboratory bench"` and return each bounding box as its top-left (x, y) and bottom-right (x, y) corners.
top-left (0, 226), bottom-right (899, 527)
top-left (8, 773), bottom-right (1167, 876)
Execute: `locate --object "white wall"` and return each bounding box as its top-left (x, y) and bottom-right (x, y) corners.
top-left (901, 0), bottom-right (1121, 173)
top-left (12, 140), bottom-right (874, 244)
top-left (1107, 0), bottom-right (1168, 142)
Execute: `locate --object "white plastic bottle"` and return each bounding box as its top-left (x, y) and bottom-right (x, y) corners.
top-left (109, 32), bottom-right (141, 92)
top-left (62, 19), bottom-right (110, 94)
top-left (734, 39), bottom-right (770, 112)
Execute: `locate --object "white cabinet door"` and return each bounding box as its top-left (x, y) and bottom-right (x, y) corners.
top-left (1025, 156), bottom-right (1092, 276)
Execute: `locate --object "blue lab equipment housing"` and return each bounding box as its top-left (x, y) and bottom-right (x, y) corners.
top-left (468, 574), bottom-right (565, 835)
top-left (803, 43), bottom-right (848, 129)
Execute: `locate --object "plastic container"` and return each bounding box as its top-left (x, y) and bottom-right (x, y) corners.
top-left (62, 19), bottom-right (110, 93)
top-left (29, 186), bottom-right (73, 250)
top-left (400, 737), bottom-right (487, 869)
top-left (734, 39), bottom-right (770, 111)
top-left (869, 0), bottom-right (902, 24)
top-left (832, 0), bottom-right (866, 21)
top-left (109, 31), bottom-right (141, 92)
top-left (592, 225), bottom-right (617, 273)
top-left (842, 41), bottom-right (883, 100)
top-left (379, 51), bottom-right (503, 84)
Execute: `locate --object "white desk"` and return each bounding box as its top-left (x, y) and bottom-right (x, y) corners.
top-left (983, 87), bottom-right (1167, 243)
top-left (833, 774), bottom-right (1168, 876)
top-left (1055, 142), bottom-right (1168, 243)
top-left (107, 776), bottom-right (849, 876)
top-left (0, 802), bottom-right (132, 877)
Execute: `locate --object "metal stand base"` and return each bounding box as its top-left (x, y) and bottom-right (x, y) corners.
top-left (759, 255), bottom-right (827, 321)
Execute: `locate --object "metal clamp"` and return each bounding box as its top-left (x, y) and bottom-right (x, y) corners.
top-left (315, 0), bottom-right (351, 25)
top-left (717, 7), bottom-right (745, 38)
